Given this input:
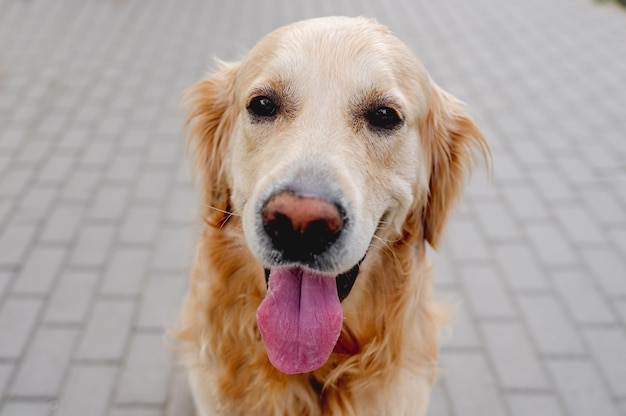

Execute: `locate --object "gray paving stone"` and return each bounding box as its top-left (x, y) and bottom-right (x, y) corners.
top-left (174, 160), bottom-right (193, 185)
top-left (109, 93), bottom-right (136, 114)
top-left (466, 169), bottom-right (497, 202)
top-left (105, 154), bottom-right (144, 183)
top-left (502, 183), bottom-right (550, 221)
top-left (551, 270), bottom-right (616, 325)
top-left (494, 243), bottom-right (551, 291)
top-left (444, 218), bottom-right (490, 263)
top-left (156, 115), bottom-right (182, 137)
top-left (507, 393), bottom-right (564, 416)
top-left (96, 115), bottom-right (127, 136)
top-left (458, 264), bottom-right (516, 319)
top-left (0, 298), bottom-right (43, 359)
top-left (547, 359), bottom-right (620, 416)
top-left (0, 201), bottom-right (13, 228)
top-left (0, 271), bottom-right (9, 297)
top-left (10, 327), bottom-right (78, 398)
top-left (481, 321), bottom-right (550, 390)
top-left (60, 170), bottom-right (102, 202)
top-left (12, 246), bottom-right (67, 295)
top-left (69, 224), bottom-right (116, 267)
top-left (554, 205), bottom-right (606, 246)
top-left (0, 224), bottom-right (37, 267)
top-left (525, 223), bottom-right (579, 267)
top-left (115, 333), bottom-right (173, 405)
top-left (76, 299), bottom-right (135, 361)
top-left (431, 248), bottom-right (458, 287)
top-left (37, 153), bottom-right (75, 184)
top-left (529, 169), bottom-right (576, 203)
top-left (616, 301), bottom-right (626, 326)
top-left (441, 351), bottom-right (508, 416)
top-left (120, 128), bottom-right (152, 152)
top-left (472, 199), bottom-right (520, 242)
top-left (0, 127), bottom-right (27, 152)
top-left (610, 228), bottom-right (626, 257)
top-left (136, 276), bottom-right (185, 330)
top-left (110, 408), bottom-right (163, 416)
top-left (582, 144), bottom-right (622, 172)
top-left (0, 362), bottom-right (13, 398)
top-left (165, 188), bottom-right (198, 224)
top-left (579, 188), bottom-right (626, 226)
top-left (74, 104), bottom-right (100, 124)
top-left (492, 152), bottom-right (526, 182)
top-left (517, 294), bottom-right (586, 356)
top-left (89, 185), bottom-right (131, 221)
top-left (556, 156), bottom-right (596, 185)
top-left (16, 141), bottom-right (52, 166)
top-left (0, 154), bottom-right (10, 176)
top-left (146, 142), bottom-right (180, 167)
top-left (37, 114), bottom-right (67, 136)
top-left (81, 141), bottom-right (116, 168)
top-left (151, 225), bottom-right (195, 272)
top-left (57, 127), bottom-right (89, 150)
top-left (0, 401), bottom-right (53, 416)
top-left (119, 206), bottom-right (161, 244)
top-left (44, 271), bottom-right (99, 324)
top-left (55, 365), bottom-right (118, 416)
top-left (100, 248), bottom-right (150, 295)
top-left (39, 205), bottom-right (84, 243)
top-left (132, 105), bottom-right (162, 124)
top-left (582, 328), bottom-right (626, 398)
top-left (581, 248), bottom-right (626, 296)
top-left (510, 142), bottom-right (550, 166)
top-left (134, 170), bottom-right (172, 202)
top-left (13, 186), bottom-right (57, 224)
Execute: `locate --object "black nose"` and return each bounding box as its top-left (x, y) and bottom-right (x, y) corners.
top-left (261, 191), bottom-right (344, 261)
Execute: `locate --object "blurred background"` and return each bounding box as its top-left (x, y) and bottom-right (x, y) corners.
top-left (0, 0), bottom-right (625, 415)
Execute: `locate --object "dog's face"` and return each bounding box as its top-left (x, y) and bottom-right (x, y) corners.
top-left (185, 17), bottom-right (486, 375)
top-left (231, 18), bottom-right (432, 277)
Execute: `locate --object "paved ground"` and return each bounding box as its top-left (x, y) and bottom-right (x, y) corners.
top-left (0, 0), bottom-right (625, 415)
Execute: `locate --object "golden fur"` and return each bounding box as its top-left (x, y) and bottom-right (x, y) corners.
top-left (175, 17), bottom-right (488, 416)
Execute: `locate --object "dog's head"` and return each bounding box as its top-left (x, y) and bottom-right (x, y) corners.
top-left (185, 17), bottom-right (487, 375)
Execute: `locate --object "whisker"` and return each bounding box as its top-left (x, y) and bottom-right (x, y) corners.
top-left (372, 227), bottom-right (403, 244)
top-left (202, 204), bottom-right (242, 217)
top-left (371, 235), bottom-right (403, 270)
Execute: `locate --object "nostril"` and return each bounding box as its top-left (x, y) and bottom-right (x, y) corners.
top-left (264, 213), bottom-right (293, 242)
top-left (261, 191), bottom-right (345, 260)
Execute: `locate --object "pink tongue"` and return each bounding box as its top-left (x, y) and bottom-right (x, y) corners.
top-left (256, 267), bottom-right (342, 374)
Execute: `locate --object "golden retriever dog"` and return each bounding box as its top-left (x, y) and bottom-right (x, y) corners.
top-left (175, 16), bottom-right (488, 416)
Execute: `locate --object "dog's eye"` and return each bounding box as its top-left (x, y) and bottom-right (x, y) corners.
top-left (248, 96), bottom-right (278, 118)
top-left (366, 107), bottom-right (403, 131)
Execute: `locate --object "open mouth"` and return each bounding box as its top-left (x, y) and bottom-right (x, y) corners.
top-left (257, 261), bottom-right (362, 375)
top-left (263, 261), bottom-right (360, 301)
top-left (254, 187), bottom-right (371, 374)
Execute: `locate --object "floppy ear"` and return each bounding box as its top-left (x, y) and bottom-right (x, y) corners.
top-left (183, 61), bottom-right (240, 225)
top-left (420, 84), bottom-right (489, 249)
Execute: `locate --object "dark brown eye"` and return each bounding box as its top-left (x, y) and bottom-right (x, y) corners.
top-left (366, 106), bottom-right (402, 130)
top-left (248, 96), bottom-right (278, 117)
